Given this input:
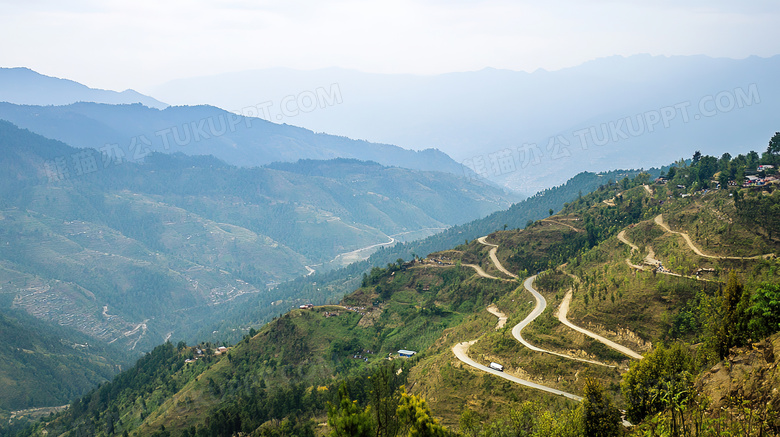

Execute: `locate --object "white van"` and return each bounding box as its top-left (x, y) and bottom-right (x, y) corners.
top-left (489, 362), bottom-right (504, 372)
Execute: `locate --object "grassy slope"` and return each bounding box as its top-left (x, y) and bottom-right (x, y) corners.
top-left (0, 308), bottom-right (130, 417)
top-left (415, 182), bottom-right (780, 418)
top-left (26, 177), bottom-right (780, 436)
top-left (129, 263), bottom-right (519, 434)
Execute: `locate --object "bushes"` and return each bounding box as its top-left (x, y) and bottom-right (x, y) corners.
top-left (621, 342), bottom-right (695, 424)
top-left (747, 283), bottom-right (780, 339)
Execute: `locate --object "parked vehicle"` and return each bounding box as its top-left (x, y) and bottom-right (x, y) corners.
top-left (489, 362), bottom-right (504, 372)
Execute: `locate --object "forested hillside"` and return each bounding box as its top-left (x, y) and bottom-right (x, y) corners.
top-left (197, 169), bottom-right (653, 345)
top-left (8, 137), bottom-right (780, 436)
top-left (0, 120), bottom-right (515, 374)
top-left (0, 101), bottom-right (471, 176)
top-left (0, 308), bottom-right (131, 422)
top-left (368, 168), bottom-right (657, 264)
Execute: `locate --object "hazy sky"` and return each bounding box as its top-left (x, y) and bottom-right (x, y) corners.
top-left (2, 0), bottom-right (778, 91)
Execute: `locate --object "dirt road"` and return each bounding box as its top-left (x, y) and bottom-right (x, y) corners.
top-left (557, 289), bottom-right (643, 359)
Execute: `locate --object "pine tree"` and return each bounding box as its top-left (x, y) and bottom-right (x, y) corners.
top-left (327, 383), bottom-right (375, 437)
top-left (396, 386), bottom-right (449, 437)
top-left (716, 271), bottom-right (750, 358)
top-left (582, 378), bottom-right (621, 437)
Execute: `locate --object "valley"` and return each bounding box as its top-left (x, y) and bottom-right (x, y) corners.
top-left (2, 4), bottom-right (779, 436)
top-left (0, 120), bottom-right (520, 423)
top-left (14, 146), bottom-right (780, 435)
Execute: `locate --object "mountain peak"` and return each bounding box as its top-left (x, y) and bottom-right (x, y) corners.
top-left (0, 67), bottom-right (168, 109)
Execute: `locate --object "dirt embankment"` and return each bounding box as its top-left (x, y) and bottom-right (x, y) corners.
top-left (697, 334), bottom-right (780, 420)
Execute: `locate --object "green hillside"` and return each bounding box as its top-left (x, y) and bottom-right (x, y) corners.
top-left (205, 168), bottom-right (656, 346)
top-left (0, 120), bottom-right (516, 356)
top-left (10, 138), bottom-right (780, 436)
top-left (0, 308), bottom-right (131, 425)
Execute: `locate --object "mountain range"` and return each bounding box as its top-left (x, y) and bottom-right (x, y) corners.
top-left (149, 55), bottom-right (780, 194)
top-left (0, 120), bottom-right (516, 359)
top-left (0, 67), bottom-right (167, 109)
top-left (0, 101), bottom-right (475, 180)
top-left (14, 145), bottom-right (780, 435)
top-left (2, 61), bottom-right (779, 436)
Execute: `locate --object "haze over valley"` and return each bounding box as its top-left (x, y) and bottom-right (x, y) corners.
top-left (1, 2), bottom-right (780, 436)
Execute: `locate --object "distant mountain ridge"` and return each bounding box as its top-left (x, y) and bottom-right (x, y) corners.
top-left (0, 120), bottom-right (516, 357)
top-left (0, 67), bottom-right (168, 109)
top-left (148, 54), bottom-right (780, 193)
top-left (0, 101), bottom-right (477, 179)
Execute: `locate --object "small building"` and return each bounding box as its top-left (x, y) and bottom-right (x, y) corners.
top-left (744, 175), bottom-right (761, 187)
top-left (218, 346), bottom-right (227, 352)
top-left (398, 350), bottom-right (417, 357)
top-left (758, 165), bottom-right (775, 172)
top-left (299, 304), bottom-right (314, 309)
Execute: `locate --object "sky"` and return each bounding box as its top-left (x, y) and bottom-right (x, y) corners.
top-left (1, 0), bottom-right (779, 92)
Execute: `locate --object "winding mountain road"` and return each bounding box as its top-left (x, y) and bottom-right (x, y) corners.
top-left (617, 230), bottom-right (639, 252)
top-left (486, 304), bottom-right (508, 329)
top-left (462, 263), bottom-right (501, 280)
top-left (449, 238), bottom-right (592, 402)
top-left (617, 230), bottom-right (647, 271)
top-left (449, 235), bottom-right (635, 424)
top-left (513, 276), bottom-right (614, 367)
top-left (451, 309), bottom-right (631, 425)
top-left (476, 236), bottom-right (612, 367)
top-left (476, 236), bottom-right (517, 278)
top-left (452, 339), bottom-right (583, 401)
top-left (452, 303), bottom-right (582, 401)
top-left (557, 290), bottom-right (644, 359)
top-left (618, 227), bottom-right (723, 283)
top-left (654, 214), bottom-right (774, 260)
top-left (542, 219), bottom-right (583, 233)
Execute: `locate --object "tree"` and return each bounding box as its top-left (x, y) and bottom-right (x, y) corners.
top-left (585, 222), bottom-right (598, 248)
top-left (327, 383), bottom-right (375, 437)
top-left (767, 132), bottom-right (780, 163)
top-left (635, 172), bottom-right (650, 185)
top-left (718, 170), bottom-right (730, 189)
top-left (714, 271), bottom-right (751, 358)
top-left (735, 166), bottom-right (746, 186)
top-left (666, 166), bottom-right (677, 181)
top-left (748, 283), bottom-right (780, 339)
top-left (369, 363), bottom-right (403, 437)
top-left (692, 150), bottom-right (702, 165)
top-left (549, 209), bottom-right (554, 216)
top-left (747, 150), bottom-right (760, 169)
top-left (719, 152), bottom-right (732, 169)
top-left (582, 378), bottom-right (621, 437)
top-left (396, 387), bottom-right (448, 437)
top-left (696, 155), bottom-right (718, 184)
top-left (621, 343), bottom-right (693, 424)
top-left (458, 409), bottom-right (482, 437)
